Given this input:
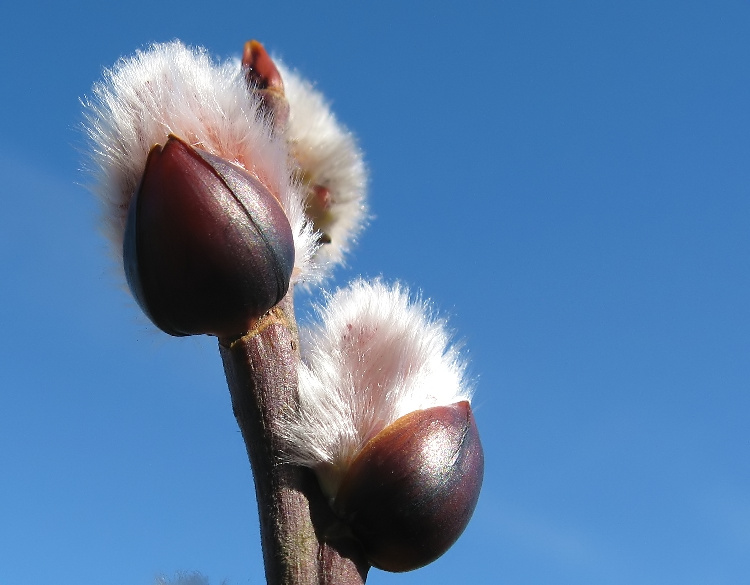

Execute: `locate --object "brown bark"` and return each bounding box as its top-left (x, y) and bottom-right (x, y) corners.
top-left (219, 294), bottom-right (370, 585)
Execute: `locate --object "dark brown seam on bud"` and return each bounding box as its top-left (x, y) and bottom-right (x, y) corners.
top-left (449, 404), bottom-right (471, 468)
top-left (173, 135), bottom-right (290, 302)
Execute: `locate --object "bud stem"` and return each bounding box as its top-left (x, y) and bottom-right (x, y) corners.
top-left (219, 294), bottom-right (369, 585)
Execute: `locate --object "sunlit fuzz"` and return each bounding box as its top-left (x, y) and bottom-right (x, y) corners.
top-left (277, 63), bottom-right (368, 279)
top-left (83, 41), bottom-right (317, 284)
top-left (282, 279), bottom-right (473, 495)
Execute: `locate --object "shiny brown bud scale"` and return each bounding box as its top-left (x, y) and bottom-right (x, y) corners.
top-left (334, 401), bottom-right (484, 572)
top-left (124, 135), bottom-right (294, 338)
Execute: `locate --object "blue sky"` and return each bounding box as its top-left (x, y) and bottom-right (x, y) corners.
top-left (1, 1), bottom-right (749, 584)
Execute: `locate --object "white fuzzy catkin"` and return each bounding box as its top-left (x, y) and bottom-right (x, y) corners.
top-left (278, 63), bottom-right (368, 277)
top-left (83, 41), bottom-right (317, 284)
top-left (282, 280), bottom-right (472, 492)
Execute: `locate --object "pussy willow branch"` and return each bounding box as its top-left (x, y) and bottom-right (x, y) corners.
top-left (219, 294), bottom-right (369, 585)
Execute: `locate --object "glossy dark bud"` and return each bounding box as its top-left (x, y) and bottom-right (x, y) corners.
top-left (334, 401), bottom-right (484, 572)
top-left (124, 135), bottom-right (295, 338)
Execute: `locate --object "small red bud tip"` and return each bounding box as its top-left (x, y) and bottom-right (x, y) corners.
top-left (123, 135), bottom-right (295, 338)
top-left (241, 40), bottom-right (290, 131)
top-left (304, 184), bottom-right (334, 243)
top-left (312, 185), bottom-right (332, 210)
top-left (334, 401), bottom-right (484, 572)
top-left (242, 40), bottom-right (284, 92)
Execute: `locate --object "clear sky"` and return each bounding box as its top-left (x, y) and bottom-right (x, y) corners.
top-left (1, 1), bottom-right (749, 584)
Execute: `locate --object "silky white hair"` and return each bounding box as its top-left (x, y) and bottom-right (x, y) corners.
top-left (282, 279), bottom-right (472, 495)
top-left (278, 63), bottom-right (368, 275)
top-left (82, 41), bottom-right (317, 284)
top-left (83, 41), bottom-right (368, 287)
